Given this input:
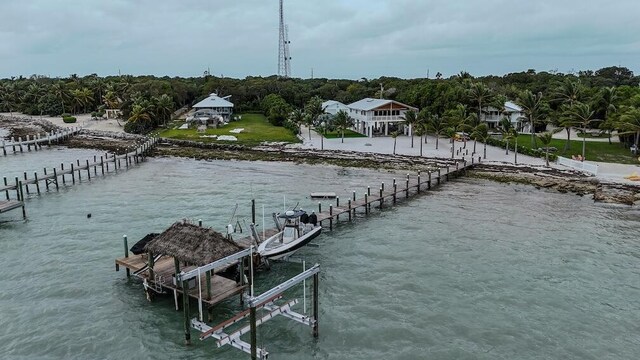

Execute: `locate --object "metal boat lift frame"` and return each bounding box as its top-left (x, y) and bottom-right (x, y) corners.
top-left (185, 261), bottom-right (321, 359)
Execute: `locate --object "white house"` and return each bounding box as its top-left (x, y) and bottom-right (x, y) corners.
top-left (192, 93), bottom-right (234, 120)
top-left (482, 101), bottom-right (527, 132)
top-left (321, 100), bottom-right (349, 115)
top-left (346, 98), bottom-right (418, 137)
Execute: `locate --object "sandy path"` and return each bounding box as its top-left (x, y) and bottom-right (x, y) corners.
top-left (0, 112), bottom-right (125, 133)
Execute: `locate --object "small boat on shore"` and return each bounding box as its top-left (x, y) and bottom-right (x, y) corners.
top-left (258, 210), bottom-right (321, 260)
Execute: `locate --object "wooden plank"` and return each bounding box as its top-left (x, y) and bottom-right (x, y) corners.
top-left (0, 200), bottom-right (24, 213)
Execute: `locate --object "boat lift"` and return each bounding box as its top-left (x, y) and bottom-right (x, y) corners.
top-left (177, 249), bottom-right (320, 359)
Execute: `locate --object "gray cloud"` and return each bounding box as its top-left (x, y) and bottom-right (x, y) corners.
top-left (1, 0), bottom-right (638, 79)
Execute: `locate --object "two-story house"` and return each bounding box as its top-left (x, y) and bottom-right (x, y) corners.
top-left (346, 98), bottom-right (418, 137)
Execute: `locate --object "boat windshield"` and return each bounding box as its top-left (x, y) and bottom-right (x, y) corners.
top-left (282, 226), bottom-right (296, 243)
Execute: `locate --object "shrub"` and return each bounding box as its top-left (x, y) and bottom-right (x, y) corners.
top-left (62, 116), bottom-right (77, 123)
top-left (483, 137), bottom-right (557, 162)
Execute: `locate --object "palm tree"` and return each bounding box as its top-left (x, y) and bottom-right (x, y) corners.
top-left (391, 130), bottom-right (400, 155)
top-left (427, 115), bottom-right (447, 150)
top-left (417, 109), bottom-right (430, 144)
top-left (401, 109), bottom-right (419, 148)
top-left (498, 117), bottom-right (514, 155)
top-left (596, 87), bottom-right (618, 144)
top-left (333, 110), bottom-right (354, 143)
top-left (516, 90), bottom-right (543, 148)
top-left (616, 107), bottom-right (640, 150)
top-left (444, 127), bottom-right (457, 158)
top-left (471, 123), bottom-right (491, 159)
top-left (445, 104), bottom-right (473, 149)
top-left (413, 123), bottom-right (426, 156)
top-left (154, 94), bottom-right (174, 126)
top-left (537, 132), bottom-right (554, 167)
top-left (289, 108), bottom-right (305, 133)
top-left (512, 128), bottom-right (519, 164)
top-left (467, 81), bottom-right (493, 135)
top-left (128, 104), bottom-right (152, 123)
top-left (570, 102), bottom-right (601, 161)
top-left (78, 87), bottom-right (94, 113)
top-left (553, 79), bottom-right (583, 151)
top-left (50, 82), bottom-right (68, 114)
top-left (305, 96), bottom-right (324, 140)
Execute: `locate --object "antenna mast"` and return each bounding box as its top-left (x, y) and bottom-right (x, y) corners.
top-left (278, 0), bottom-right (291, 78)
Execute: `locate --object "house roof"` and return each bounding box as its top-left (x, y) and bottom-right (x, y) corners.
top-left (193, 93), bottom-right (234, 109)
top-left (347, 98), bottom-right (417, 111)
top-left (322, 100), bottom-right (348, 109)
top-left (504, 101), bottom-right (523, 112)
top-left (144, 220), bottom-right (244, 266)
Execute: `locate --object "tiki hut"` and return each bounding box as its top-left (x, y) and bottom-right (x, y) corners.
top-left (145, 221), bottom-right (244, 266)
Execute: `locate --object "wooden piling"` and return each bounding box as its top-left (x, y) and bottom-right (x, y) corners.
top-left (365, 194), bottom-right (369, 214)
top-left (318, 202), bottom-right (321, 213)
top-left (86, 160), bottom-right (91, 179)
top-left (43, 168), bottom-right (49, 191)
top-left (348, 199), bottom-right (352, 221)
top-left (437, 168), bottom-right (441, 184)
top-left (352, 191), bottom-right (356, 201)
top-left (23, 173), bottom-right (30, 195)
top-left (250, 306), bottom-right (257, 359)
top-left (446, 166), bottom-right (450, 181)
top-left (18, 181), bottom-right (25, 202)
top-left (71, 164), bottom-right (76, 184)
top-left (2, 140), bottom-right (6, 156)
top-left (34, 172), bottom-right (40, 194)
top-left (393, 181), bottom-right (397, 204)
top-left (53, 168), bottom-right (59, 190)
top-left (14, 177), bottom-right (19, 200)
top-left (3, 177), bottom-right (8, 200)
top-left (123, 235), bottom-right (130, 277)
top-left (100, 156), bottom-right (105, 175)
top-left (251, 199), bottom-right (256, 224)
top-left (379, 188), bottom-right (383, 207)
top-left (428, 171), bottom-right (432, 189)
top-left (182, 279), bottom-right (192, 345)
top-left (417, 173), bottom-right (421, 193)
top-left (329, 205), bottom-right (333, 230)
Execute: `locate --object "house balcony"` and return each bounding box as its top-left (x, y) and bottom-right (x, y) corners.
top-left (370, 115), bottom-right (405, 122)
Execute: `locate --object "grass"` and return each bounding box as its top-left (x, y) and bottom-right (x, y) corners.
top-left (322, 129), bottom-right (367, 139)
top-left (512, 134), bottom-right (638, 164)
top-left (157, 113), bottom-right (300, 146)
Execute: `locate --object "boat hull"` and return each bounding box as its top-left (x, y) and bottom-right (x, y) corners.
top-left (258, 227), bottom-right (322, 260)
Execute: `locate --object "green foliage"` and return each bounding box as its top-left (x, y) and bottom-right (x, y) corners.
top-left (62, 116), bottom-right (77, 123)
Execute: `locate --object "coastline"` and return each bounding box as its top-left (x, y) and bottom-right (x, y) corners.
top-left (2, 116), bottom-right (638, 205)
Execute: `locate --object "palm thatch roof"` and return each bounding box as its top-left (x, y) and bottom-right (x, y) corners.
top-left (144, 220), bottom-right (244, 266)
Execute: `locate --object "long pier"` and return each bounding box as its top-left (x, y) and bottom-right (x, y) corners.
top-left (1, 127), bottom-right (81, 156)
top-left (0, 137), bottom-right (158, 215)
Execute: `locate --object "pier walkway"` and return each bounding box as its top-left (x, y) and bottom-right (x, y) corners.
top-left (1, 127), bottom-right (80, 156)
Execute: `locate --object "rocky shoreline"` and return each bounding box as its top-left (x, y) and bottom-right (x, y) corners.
top-left (2, 117), bottom-right (638, 205)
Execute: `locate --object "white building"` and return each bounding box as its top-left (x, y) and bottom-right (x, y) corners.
top-left (346, 98), bottom-right (418, 137)
top-left (322, 100), bottom-right (349, 115)
top-left (482, 101), bottom-right (527, 132)
top-left (192, 93), bottom-right (234, 120)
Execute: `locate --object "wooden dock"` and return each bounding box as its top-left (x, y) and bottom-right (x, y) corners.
top-left (0, 200), bottom-right (26, 219)
top-left (115, 254), bottom-right (245, 307)
top-left (309, 158), bottom-right (475, 230)
top-left (1, 137), bottom-right (158, 204)
top-left (1, 127), bottom-right (80, 156)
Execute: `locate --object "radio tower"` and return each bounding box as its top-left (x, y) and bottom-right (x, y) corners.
top-left (278, 0), bottom-right (291, 78)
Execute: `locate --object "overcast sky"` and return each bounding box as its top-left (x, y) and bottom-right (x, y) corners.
top-left (1, 0), bottom-right (639, 79)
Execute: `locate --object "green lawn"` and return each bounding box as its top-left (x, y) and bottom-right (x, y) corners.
top-left (322, 129), bottom-right (367, 139)
top-left (512, 134), bottom-right (638, 164)
top-left (157, 113), bottom-right (300, 146)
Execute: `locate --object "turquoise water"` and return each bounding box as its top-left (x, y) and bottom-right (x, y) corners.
top-left (1, 148), bottom-right (639, 359)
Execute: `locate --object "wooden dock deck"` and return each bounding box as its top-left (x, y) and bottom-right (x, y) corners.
top-left (0, 200), bottom-right (25, 219)
top-left (1, 127), bottom-right (80, 156)
top-left (116, 254), bottom-right (245, 307)
top-left (1, 137), bottom-right (158, 203)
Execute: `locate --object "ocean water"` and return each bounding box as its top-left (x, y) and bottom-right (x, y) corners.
top-left (1, 148), bottom-right (639, 360)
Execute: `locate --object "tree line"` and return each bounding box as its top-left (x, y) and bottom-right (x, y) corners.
top-left (0, 66), bottom-right (638, 142)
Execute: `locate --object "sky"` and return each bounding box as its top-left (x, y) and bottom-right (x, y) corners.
top-left (1, 0), bottom-right (639, 80)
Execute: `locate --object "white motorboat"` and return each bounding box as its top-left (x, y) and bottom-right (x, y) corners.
top-left (257, 210), bottom-right (322, 260)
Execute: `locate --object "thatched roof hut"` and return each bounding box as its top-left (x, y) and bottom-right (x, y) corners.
top-left (145, 221), bottom-right (244, 266)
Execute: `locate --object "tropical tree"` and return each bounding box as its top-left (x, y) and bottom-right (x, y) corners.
top-left (444, 127), bottom-right (457, 158)
top-left (537, 132), bottom-right (555, 167)
top-left (417, 109), bottom-right (430, 144)
top-left (516, 90), bottom-right (543, 147)
top-left (553, 79), bottom-right (583, 151)
top-left (413, 122), bottom-right (426, 156)
top-left (333, 110), bottom-right (354, 143)
top-left (401, 109), bottom-right (419, 148)
top-left (128, 104), bottom-right (152, 123)
top-left (596, 87), bottom-right (618, 144)
top-left (467, 81), bottom-right (493, 134)
top-left (304, 96), bottom-right (324, 140)
top-left (50, 82), bottom-right (68, 114)
top-left (391, 130), bottom-right (400, 155)
top-left (427, 115), bottom-right (447, 150)
top-left (154, 94), bottom-right (174, 126)
top-left (444, 104), bottom-right (473, 149)
top-left (498, 117), bottom-right (514, 155)
top-left (617, 107), bottom-right (640, 149)
top-left (570, 102), bottom-right (601, 161)
top-left (289, 108), bottom-right (305, 131)
top-left (471, 123), bottom-right (491, 159)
